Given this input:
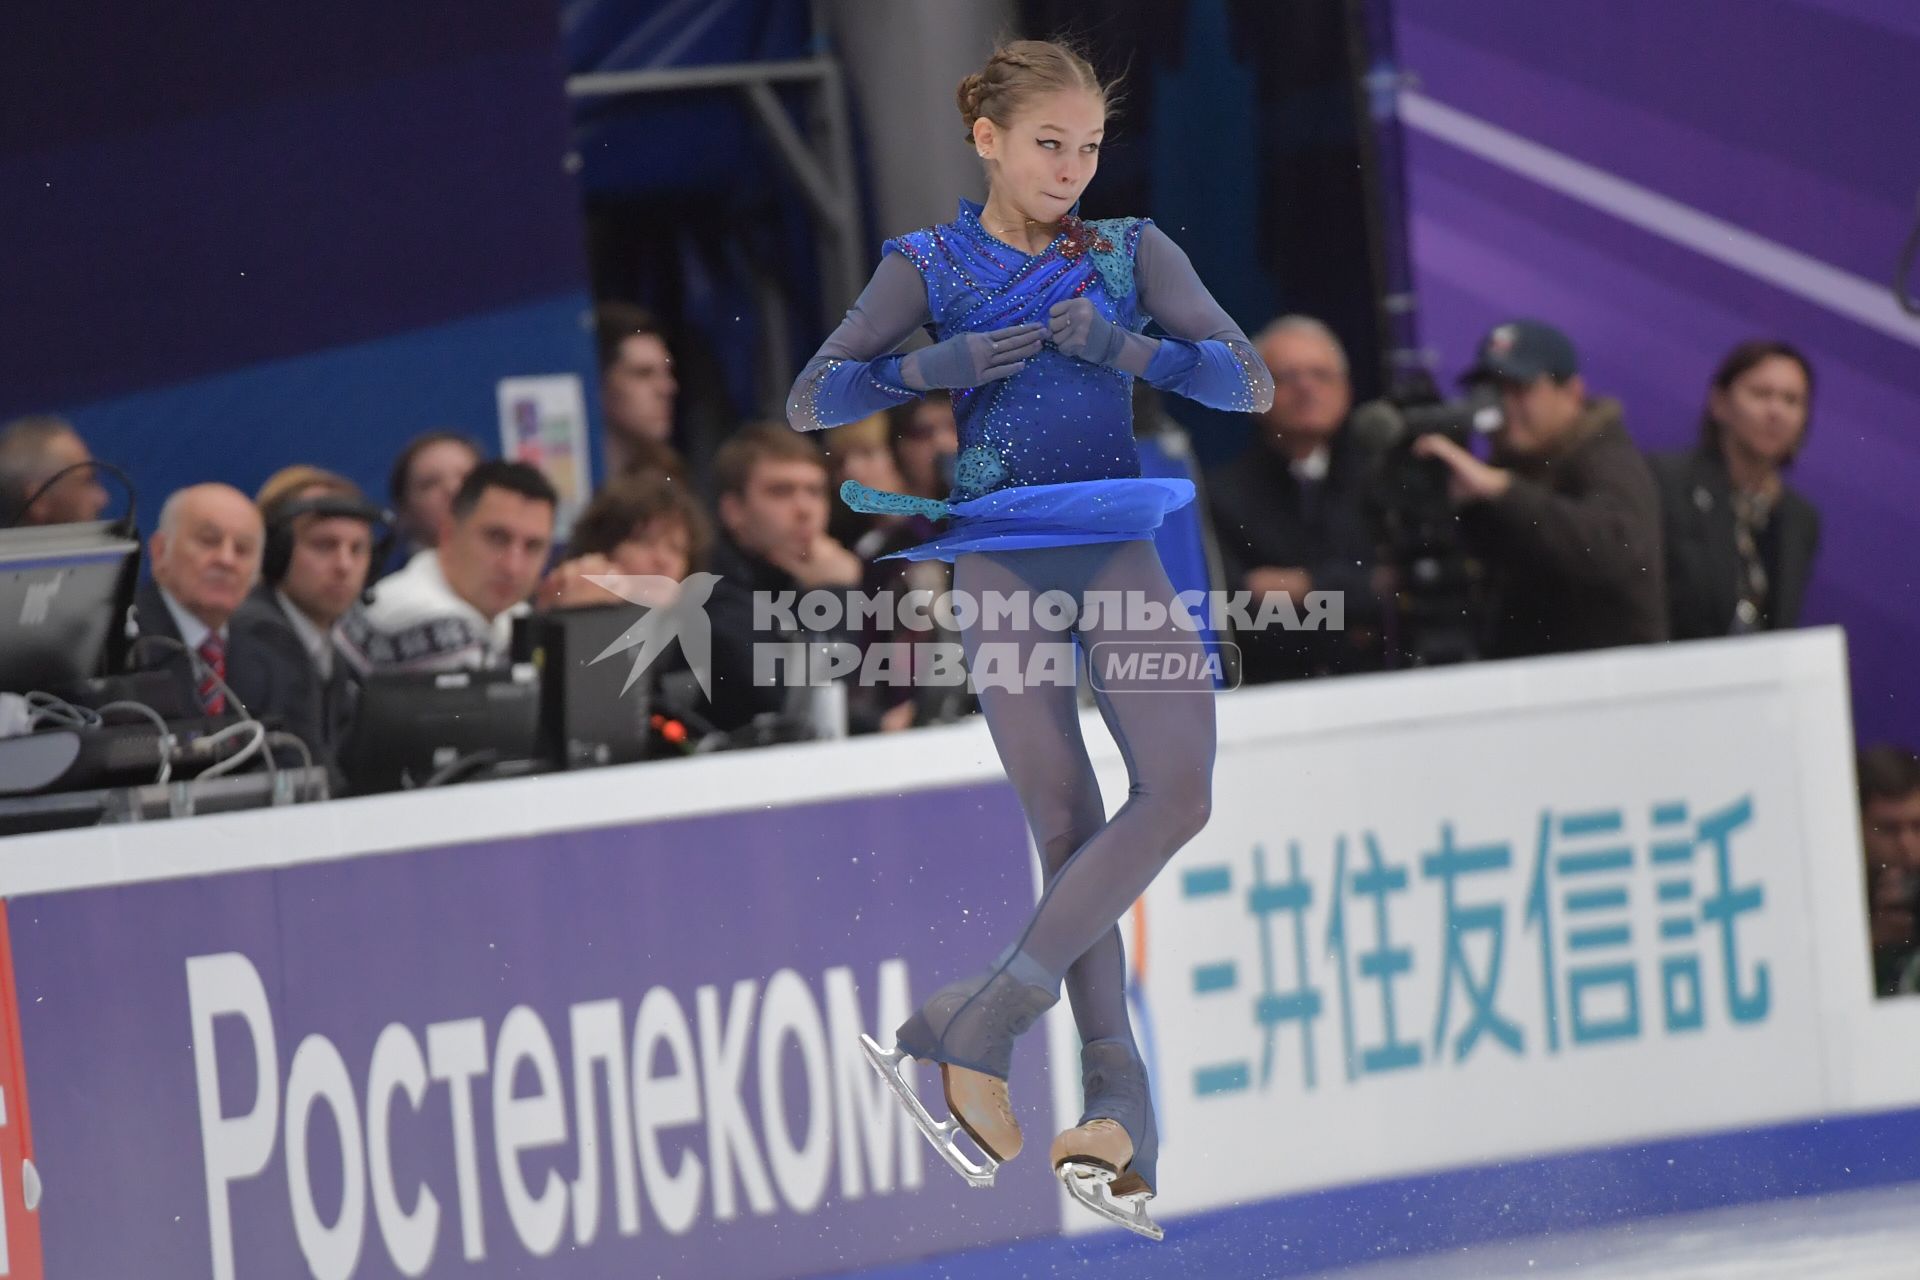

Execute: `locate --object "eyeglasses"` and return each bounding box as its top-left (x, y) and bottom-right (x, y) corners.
top-left (1272, 367), bottom-right (1343, 387)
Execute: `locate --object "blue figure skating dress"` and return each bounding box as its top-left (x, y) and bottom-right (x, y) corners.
top-left (786, 199), bottom-right (1274, 561)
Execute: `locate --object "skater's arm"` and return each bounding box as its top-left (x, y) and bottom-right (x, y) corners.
top-left (1127, 224), bottom-right (1274, 414)
top-left (785, 253), bottom-right (931, 432)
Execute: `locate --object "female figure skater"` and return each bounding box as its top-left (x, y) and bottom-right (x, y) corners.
top-left (785, 40), bottom-right (1272, 1240)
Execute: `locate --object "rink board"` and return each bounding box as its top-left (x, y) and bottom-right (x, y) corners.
top-left (0, 780), bottom-right (1058, 1279)
top-left (1084, 626), bottom-right (1878, 1225)
top-left (0, 628), bottom-right (1913, 1279)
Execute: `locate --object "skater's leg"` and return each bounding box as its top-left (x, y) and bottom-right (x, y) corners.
top-left (1002, 537), bottom-right (1217, 984)
top-left (958, 548), bottom-right (1134, 1046)
top-left (882, 548), bottom-right (1090, 1164)
top-left (883, 541), bottom-right (1210, 1180)
top-left (896, 538), bottom-right (1211, 1067)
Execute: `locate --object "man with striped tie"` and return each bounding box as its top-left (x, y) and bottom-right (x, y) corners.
top-left (133, 484), bottom-right (323, 757)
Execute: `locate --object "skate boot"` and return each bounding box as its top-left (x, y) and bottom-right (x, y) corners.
top-left (859, 958), bottom-right (1058, 1188)
top-left (1050, 1037), bottom-right (1163, 1240)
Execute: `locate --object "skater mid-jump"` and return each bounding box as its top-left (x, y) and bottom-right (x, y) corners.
top-left (785, 39), bottom-right (1272, 1240)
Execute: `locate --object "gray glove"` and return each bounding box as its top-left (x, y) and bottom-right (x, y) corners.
top-left (1046, 297), bottom-right (1126, 366)
top-left (901, 322), bottom-right (1045, 390)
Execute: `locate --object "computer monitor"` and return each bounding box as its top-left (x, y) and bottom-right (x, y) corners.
top-left (0, 520), bottom-right (140, 694)
top-left (514, 605), bottom-right (653, 769)
top-left (338, 665), bottom-right (544, 794)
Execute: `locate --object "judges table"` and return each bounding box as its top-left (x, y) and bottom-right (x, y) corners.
top-left (0, 765), bottom-right (331, 837)
top-left (0, 628), bottom-right (1912, 1280)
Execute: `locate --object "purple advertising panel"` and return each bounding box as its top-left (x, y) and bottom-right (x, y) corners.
top-left (1394, 0), bottom-right (1920, 744)
top-left (6, 782), bottom-right (1058, 1278)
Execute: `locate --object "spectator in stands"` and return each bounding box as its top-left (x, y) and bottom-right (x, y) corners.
top-left (1413, 320), bottom-right (1666, 658)
top-left (1208, 316), bottom-right (1386, 681)
top-left (252, 466), bottom-right (382, 765)
top-left (0, 414), bottom-right (109, 526)
top-left (823, 412), bottom-right (929, 733)
top-left (1652, 340), bottom-right (1821, 640)
top-left (132, 484), bottom-right (321, 751)
top-left (823, 412), bottom-right (914, 556)
top-left (703, 424), bottom-right (864, 732)
top-left (596, 302), bottom-right (682, 479)
top-left (342, 461), bottom-right (555, 672)
top-left (382, 431), bottom-right (481, 578)
top-left (890, 393), bottom-right (958, 504)
top-left (1860, 745), bottom-right (1920, 997)
top-left (540, 469), bottom-right (712, 608)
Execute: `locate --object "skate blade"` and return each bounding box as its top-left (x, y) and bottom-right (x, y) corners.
top-left (1057, 1160), bottom-right (1165, 1241)
top-left (858, 1034), bottom-right (999, 1189)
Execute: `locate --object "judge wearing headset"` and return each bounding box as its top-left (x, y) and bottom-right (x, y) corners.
top-left (252, 466), bottom-right (392, 765)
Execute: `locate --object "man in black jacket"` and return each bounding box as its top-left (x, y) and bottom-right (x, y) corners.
top-left (1208, 316), bottom-right (1385, 682)
top-left (703, 425), bottom-right (865, 733)
top-left (132, 483), bottom-right (324, 754)
top-left (1413, 321), bottom-right (1667, 659)
top-left (253, 467), bottom-right (384, 769)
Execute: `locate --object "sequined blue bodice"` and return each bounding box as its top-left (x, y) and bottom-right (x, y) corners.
top-left (786, 199), bottom-right (1273, 524)
top-left (886, 200), bottom-right (1151, 503)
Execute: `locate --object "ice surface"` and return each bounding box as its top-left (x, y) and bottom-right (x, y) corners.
top-left (1302, 1183), bottom-right (1920, 1280)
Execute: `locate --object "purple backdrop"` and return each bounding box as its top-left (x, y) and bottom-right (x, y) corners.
top-left (1395, 0), bottom-right (1920, 745)
top-left (8, 783), bottom-right (1056, 1278)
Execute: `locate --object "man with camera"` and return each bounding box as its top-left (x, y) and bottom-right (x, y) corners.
top-left (1412, 321), bottom-right (1666, 658)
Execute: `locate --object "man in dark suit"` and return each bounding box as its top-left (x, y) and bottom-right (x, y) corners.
top-left (1208, 316), bottom-right (1386, 682)
top-left (704, 425), bottom-right (864, 733)
top-left (132, 483), bottom-right (323, 756)
top-left (253, 467), bottom-right (384, 768)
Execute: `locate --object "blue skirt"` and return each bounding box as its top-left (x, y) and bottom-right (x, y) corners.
top-left (843, 476), bottom-right (1196, 564)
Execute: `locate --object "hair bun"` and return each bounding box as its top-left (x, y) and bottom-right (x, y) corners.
top-left (956, 40), bottom-right (1108, 143)
top-left (956, 72), bottom-right (988, 130)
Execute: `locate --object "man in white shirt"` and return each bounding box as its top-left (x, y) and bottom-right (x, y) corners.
top-left (341, 461), bottom-right (556, 673)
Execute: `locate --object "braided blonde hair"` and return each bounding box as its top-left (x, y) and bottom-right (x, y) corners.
top-left (956, 40), bottom-right (1110, 141)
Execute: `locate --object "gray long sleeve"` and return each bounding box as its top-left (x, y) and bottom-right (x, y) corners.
top-left (785, 251), bottom-right (931, 432)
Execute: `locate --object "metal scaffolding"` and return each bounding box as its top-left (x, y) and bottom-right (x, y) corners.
top-left (566, 55), bottom-right (868, 338)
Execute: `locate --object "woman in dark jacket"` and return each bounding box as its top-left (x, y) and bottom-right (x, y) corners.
top-left (1651, 340), bottom-right (1821, 639)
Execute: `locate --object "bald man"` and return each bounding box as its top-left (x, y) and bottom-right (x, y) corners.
top-left (1207, 316), bottom-right (1386, 682)
top-left (132, 483), bottom-right (323, 756)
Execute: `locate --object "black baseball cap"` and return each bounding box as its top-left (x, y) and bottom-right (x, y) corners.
top-left (1462, 320), bottom-right (1580, 385)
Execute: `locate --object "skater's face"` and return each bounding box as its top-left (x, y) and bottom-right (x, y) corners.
top-left (975, 88), bottom-right (1105, 224)
top-left (720, 457), bottom-right (830, 562)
